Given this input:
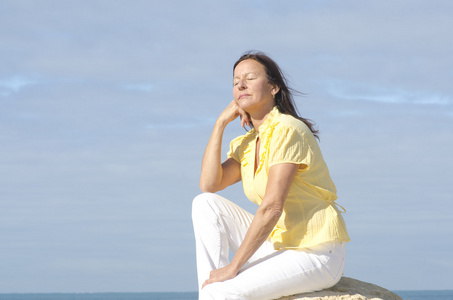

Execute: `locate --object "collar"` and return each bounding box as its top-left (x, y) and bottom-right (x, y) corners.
top-left (256, 106), bottom-right (279, 136)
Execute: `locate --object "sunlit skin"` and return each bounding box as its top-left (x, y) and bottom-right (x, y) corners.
top-left (232, 59), bottom-right (278, 128)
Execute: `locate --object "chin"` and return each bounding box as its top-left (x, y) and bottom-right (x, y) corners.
top-left (237, 100), bottom-right (254, 112)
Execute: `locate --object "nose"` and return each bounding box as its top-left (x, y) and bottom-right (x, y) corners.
top-left (237, 78), bottom-right (247, 90)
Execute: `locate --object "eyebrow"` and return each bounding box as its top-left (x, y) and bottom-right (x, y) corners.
top-left (233, 72), bottom-right (258, 80)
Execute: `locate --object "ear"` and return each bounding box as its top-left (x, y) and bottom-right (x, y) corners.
top-left (271, 85), bottom-right (280, 96)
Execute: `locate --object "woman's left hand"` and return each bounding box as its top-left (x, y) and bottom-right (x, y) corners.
top-left (202, 264), bottom-right (239, 288)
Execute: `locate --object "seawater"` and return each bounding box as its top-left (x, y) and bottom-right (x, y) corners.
top-left (0, 293), bottom-right (198, 300)
top-left (1, 291), bottom-right (453, 300)
top-left (394, 290), bottom-right (453, 300)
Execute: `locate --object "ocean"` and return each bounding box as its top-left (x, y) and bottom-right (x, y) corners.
top-left (394, 290), bottom-right (453, 300)
top-left (0, 291), bottom-right (452, 300)
top-left (0, 293), bottom-right (198, 300)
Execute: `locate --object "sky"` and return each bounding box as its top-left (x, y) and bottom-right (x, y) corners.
top-left (1, 0), bottom-right (452, 293)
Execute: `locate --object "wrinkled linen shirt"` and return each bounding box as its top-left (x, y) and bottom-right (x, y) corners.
top-left (227, 106), bottom-right (350, 250)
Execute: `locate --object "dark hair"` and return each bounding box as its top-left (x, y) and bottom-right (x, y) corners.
top-left (233, 51), bottom-right (319, 139)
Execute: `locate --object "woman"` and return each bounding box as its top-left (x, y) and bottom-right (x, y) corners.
top-left (192, 51), bottom-right (350, 300)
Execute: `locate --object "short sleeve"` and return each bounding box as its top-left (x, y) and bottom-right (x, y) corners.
top-left (269, 126), bottom-right (313, 167)
top-left (227, 135), bottom-right (245, 163)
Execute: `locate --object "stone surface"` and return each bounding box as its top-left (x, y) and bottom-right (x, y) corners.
top-left (277, 277), bottom-right (402, 300)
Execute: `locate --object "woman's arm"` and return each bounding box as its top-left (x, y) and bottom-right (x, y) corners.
top-left (202, 162), bottom-right (300, 288)
top-left (199, 100), bottom-right (250, 192)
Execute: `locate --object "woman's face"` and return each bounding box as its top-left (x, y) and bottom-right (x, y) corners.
top-left (233, 59), bottom-right (277, 114)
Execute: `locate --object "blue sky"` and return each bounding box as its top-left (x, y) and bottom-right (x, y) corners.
top-left (1, 0), bottom-right (452, 293)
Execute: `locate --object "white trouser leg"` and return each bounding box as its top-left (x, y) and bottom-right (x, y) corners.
top-left (200, 242), bottom-right (346, 300)
top-left (192, 193), bottom-right (273, 290)
top-left (192, 193), bottom-right (346, 300)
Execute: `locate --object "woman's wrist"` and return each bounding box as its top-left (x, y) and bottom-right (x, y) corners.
top-left (230, 253), bottom-right (248, 273)
top-left (228, 261), bottom-right (242, 275)
top-left (215, 116), bottom-right (230, 129)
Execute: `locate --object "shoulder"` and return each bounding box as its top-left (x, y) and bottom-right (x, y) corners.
top-left (229, 130), bottom-right (256, 150)
top-left (273, 112), bottom-right (312, 137)
top-left (227, 130), bottom-right (256, 161)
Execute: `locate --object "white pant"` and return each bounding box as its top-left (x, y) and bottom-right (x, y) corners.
top-left (192, 193), bottom-right (346, 300)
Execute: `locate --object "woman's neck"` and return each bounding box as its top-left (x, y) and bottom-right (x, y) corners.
top-left (250, 102), bottom-right (275, 134)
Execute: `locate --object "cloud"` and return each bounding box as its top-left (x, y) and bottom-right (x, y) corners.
top-left (144, 116), bottom-right (217, 130)
top-left (0, 76), bottom-right (38, 96)
top-left (122, 83), bottom-right (155, 92)
top-left (322, 79), bottom-right (452, 105)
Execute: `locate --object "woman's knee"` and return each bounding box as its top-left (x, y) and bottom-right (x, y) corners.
top-left (192, 192), bottom-right (216, 220)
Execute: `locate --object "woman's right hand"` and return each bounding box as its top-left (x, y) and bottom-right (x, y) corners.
top-left (218, 100), bottom-right (251, 128)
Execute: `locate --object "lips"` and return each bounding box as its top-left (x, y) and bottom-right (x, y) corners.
top-left (239, 94), bottom-right (251, 99)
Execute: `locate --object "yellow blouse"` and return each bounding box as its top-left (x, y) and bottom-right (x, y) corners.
top-left (227, 106), bottom-right (350, 250)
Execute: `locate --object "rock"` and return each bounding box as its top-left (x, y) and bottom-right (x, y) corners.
top-left (276, 277), bottom-right (402, 300)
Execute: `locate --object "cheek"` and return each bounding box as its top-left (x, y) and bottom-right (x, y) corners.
top-left (232, 88), bottom-right (239, 99)
top-left (257, 83), bottom-right (271, 96)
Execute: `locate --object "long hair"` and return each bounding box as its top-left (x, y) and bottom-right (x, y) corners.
top-left (233, 51), bottom-right (319, 139)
